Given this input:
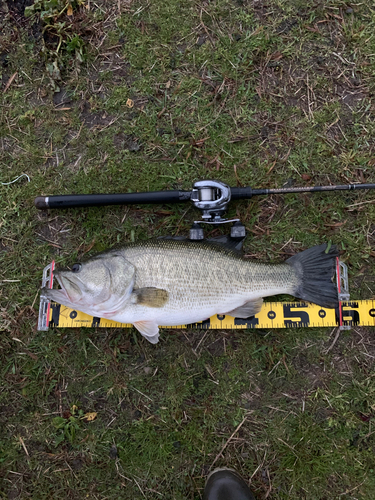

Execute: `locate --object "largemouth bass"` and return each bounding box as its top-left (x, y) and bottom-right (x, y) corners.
top-left (42, 239), bottom-right (339, 344)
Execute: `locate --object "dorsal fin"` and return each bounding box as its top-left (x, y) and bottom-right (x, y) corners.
top-left (207, 235), bottom-right (245, 253)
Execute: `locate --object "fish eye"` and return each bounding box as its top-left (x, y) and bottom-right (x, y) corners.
top-left (71, 263), bottom-right (82, 273)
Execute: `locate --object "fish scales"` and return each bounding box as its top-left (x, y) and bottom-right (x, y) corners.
top-left (112, 239), bottom-right (298, 313)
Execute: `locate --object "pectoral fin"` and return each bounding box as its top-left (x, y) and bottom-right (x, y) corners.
top-left (133, 287), bottom-right (168, 308)
top-left (224, 298), bottom-right (263, 318)
top-left (134, 321), bottom-right (160, 344)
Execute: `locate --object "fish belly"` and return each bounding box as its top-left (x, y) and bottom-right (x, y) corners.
top-left (113, 293), bottom-right (246, 326)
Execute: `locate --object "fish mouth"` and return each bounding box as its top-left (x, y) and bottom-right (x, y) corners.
top-left (41, 273), bottom-right (81, 307)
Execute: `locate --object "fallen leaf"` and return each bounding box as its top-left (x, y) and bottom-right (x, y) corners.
top-left (67, 4), bottom-right (73, 15)
top-left (22, 349), bottom-right (38, 361)
top-left (324, 220), bottom-right (347, 228)
top-left (270, 51), bottom-right (283, 61)
top-left (84, 412), bottom-right (97, 422)
top-left (358, 412), bottom-right (372, 422)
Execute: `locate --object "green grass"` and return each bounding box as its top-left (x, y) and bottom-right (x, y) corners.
top-left (1, 0), bottom-right (375, 498)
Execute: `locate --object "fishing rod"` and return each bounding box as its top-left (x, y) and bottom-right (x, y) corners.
top-left (35, 180), bottom-right (375, 239)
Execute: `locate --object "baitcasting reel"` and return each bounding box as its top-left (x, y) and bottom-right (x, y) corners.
top-left (189, 180), bottom-right (246, 241)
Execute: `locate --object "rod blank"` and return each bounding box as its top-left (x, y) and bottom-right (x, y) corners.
top-left (34, 183), bottom-right (375, 210)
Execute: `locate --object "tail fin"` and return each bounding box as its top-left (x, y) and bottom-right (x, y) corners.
top-left (287, 244), bottom-right (339, 308)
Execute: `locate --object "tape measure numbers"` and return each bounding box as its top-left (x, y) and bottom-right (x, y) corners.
top-left (44, 299), bottom-right (375, 330)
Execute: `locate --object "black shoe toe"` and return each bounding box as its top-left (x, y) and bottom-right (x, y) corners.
top-left (203, 469), bottom-right (256, 500)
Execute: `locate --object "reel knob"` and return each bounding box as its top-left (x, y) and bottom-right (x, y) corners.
top-left (189, 223), bottom-right (204, 240)
top-left (230, 221), bottom-right (246, 239)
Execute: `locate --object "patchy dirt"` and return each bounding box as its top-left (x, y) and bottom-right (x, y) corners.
top-left (53, 88), bottom-right (73, 108)
top-left (292, 352), bottom-right (328, 390)
top-left (98, 53), bottom-right (132, 85)
top-left (259, 59), bottom-right (368, 117)
top-left (314, 405), bottom-right (335, 423)
top-left (80, 101), bottom-right (116, 130)
top-left (35, 213), bottom-right (72, 251)
top-left (5, 0), bottom-right (33, 17)
top-left (330, 353), bottom-right (353, 376)
top-left (275, 18), bottom-right (298, 35)
top-left (113, 132), bottom-right (142, 152)
top-left (336, 83), bottom-right (367, 110)
top-left (352, 327), bottom-right (375, 371)
top-left (0, 403), bottom-right (17, 425)
top-left (206, 337), bottom-right (226, 356)
top-left (3, 0), bottom-right (41, 42)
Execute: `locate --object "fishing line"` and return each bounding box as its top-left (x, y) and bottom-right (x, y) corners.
top-left (1, 173), bottom-right (30, 185)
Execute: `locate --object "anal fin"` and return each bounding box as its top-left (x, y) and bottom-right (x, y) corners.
top-left (134, 320), bottom-right (160, 344)
top-left (224, 298), bottom-right (263, 318)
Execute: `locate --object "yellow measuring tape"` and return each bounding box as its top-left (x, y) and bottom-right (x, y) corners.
top-left (46, 299), bottom-right (375, 330)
